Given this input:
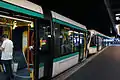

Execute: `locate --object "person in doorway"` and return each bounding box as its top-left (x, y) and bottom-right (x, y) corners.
top-left (0, 34), bottom-right (14, 80)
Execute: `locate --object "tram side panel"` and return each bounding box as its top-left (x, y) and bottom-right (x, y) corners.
top-left (52, 22), bottom-right (82, 77)
top-left (87, 30), bottom-right (110, 56)
top-left (87, 32), bottom-right (97, 54)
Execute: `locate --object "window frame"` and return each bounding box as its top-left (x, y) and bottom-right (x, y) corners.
top-left (54, 22), bottom-right (86, 58)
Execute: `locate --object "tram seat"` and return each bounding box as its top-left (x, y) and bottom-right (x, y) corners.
top-left (13, 50), bottom-right (31, 80)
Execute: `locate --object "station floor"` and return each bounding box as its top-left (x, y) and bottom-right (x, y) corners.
top-left (65, 46), bottom-right (120, 80)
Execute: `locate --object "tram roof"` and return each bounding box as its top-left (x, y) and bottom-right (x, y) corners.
top-left (51, 11), bottom-right (87, 31)
top-left (2, 0), bottom-right (87, 31)
top-left (88, 29), bottom-right (111, 38)
top-left (3, 0), bottom-right (43, 14)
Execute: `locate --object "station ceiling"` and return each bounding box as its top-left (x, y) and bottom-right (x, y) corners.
top-left (108, 0), bottom-right (120, 24)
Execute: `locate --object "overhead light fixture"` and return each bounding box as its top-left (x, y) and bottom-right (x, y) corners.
top-left (116, 17), bottom-right (119, 20)
top-left (74, 31), bottom-right (78, 34)
top-left (30, 22), bottom-right (34, 28)
top-left (116, 14), bottom-right (120, 16)
top-left (13, 21), bottom-right (17, 30)
top-left (28, 22), bottom-right (34, 28)
top-left (69, 31), bottom-right (73, 33)
top-left (80, 33), bottom-right (83, 34)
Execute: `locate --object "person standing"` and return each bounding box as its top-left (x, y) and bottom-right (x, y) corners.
top-left (0, 34), bottom-right (14, 80)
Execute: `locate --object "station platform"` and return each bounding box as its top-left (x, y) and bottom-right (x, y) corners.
top-left (53, 46), bottom-right (120, 80)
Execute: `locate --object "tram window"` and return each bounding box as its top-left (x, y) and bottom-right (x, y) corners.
top-left (90, 35), bottom-right (96, 47)
top-left (96, 36), bottom-right (99, 45)
top-left (73, 31), bottom-right (79, 52)
top-left (54, 23), bottom-right (74, 57)
top-left (54, 23), bottom-right (61, 57)
top-left (98, 37), bottom-right (102, 45)
top-left (60, 27), bottom-right (74, 55)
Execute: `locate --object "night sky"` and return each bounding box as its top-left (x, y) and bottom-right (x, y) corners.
top-left (28, 0), bottom-right (116, 36)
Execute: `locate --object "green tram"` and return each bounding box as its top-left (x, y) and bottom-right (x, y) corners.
top-left (0, 0), bottom-right (110, 80)
top-left (0, 0), bottom-right (87, 80)
top-left (86, 29), bottom-right (111, 56)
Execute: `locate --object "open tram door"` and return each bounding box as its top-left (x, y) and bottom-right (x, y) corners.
top-left (10, 16), bottom-right (53, 80)
top-left (0, 13), bottom-right (35, 79)
top-left (12, 19), bottom-right (33, 71)
top-left (33, 9), bottom-right (54, 80)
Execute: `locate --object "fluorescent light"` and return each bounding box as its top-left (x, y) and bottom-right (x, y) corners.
top-left (13, 21), bottom-right (17, 29)
top-left (0, 14), bottom-right (32, 23)
top-left (116, 17), bottom-right (119, 20)
top-left (80, 33), bottom-right (83, 34)
top-left (116, 14), bottom-right (120, 16)
top-left (69, 31), bottom-right (73, 32)
top-left (74, 31), bottom-right (78, 34)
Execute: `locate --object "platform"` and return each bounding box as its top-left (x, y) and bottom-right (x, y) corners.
top-left (65, 46), bottom-right (120, 80)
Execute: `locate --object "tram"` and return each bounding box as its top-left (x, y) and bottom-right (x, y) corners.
top-left (0, 0), bottom-right (110, 80)
top-left (86, 29), bottom-right (111, 55)
top-left (0, 0), bottom-right (88, 79)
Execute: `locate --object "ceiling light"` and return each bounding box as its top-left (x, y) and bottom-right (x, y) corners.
top-left (116, 17), bottom-right (119, 20)
top-left (116, 14), bottom-right (120, 16)
top-left (13, 21), bottom-right (17, 30)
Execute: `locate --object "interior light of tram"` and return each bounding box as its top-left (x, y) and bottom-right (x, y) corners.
top-left (13, 21), bottom-right (17, 30)
top-left (30, 22), bottom-right (34, 28)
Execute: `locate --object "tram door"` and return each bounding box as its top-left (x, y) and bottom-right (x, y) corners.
top-left (33, 19), bottom-right (53, 80)
top-left (0, 15), bottom-right (35, 78)
top-left (12, 21), bottom-right (33, 71)
top-left (12, 22), bottom-right (30, 55)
